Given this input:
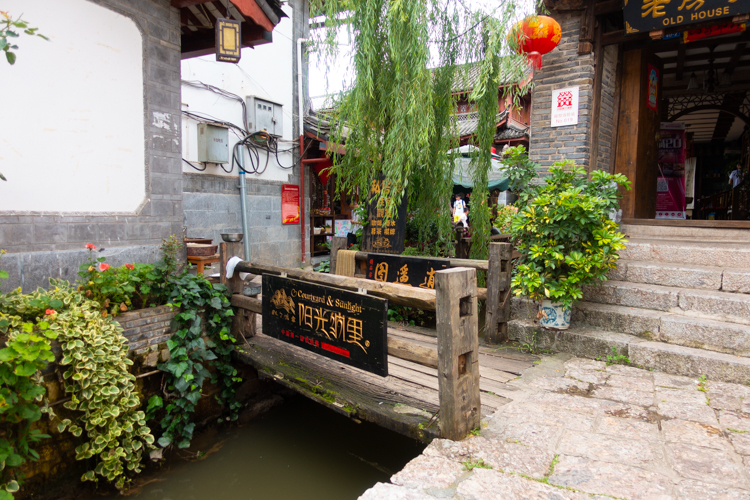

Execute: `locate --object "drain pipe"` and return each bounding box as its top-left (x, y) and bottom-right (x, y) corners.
top-left (237, 143), bottom-right (251, 260)
top-left (298, 37), bottom-right (308, 264)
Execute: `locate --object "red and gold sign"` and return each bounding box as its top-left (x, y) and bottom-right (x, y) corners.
top-left (510, 15), bottom-right (562, 69)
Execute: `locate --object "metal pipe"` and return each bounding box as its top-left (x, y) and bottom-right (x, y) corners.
top-left (297, 37), bottom-right (308, 264)
top-left (237, 143), bottom-right (251, 260)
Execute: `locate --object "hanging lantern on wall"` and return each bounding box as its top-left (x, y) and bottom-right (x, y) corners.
top-left (509, 16), bottom-right (562, 70)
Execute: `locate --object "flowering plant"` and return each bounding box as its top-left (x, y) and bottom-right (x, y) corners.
top-left (77, 245), bottom-right (159, 317)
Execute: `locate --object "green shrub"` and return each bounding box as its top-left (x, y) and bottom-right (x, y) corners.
top-left (510, 161), bottom-right (630, 310)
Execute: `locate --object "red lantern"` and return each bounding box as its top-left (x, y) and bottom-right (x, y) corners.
top-left (510, 15), bottom-right (562, 70)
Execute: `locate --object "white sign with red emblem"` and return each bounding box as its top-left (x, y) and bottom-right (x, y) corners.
top-left (551, 87), bottom-right (579, 127)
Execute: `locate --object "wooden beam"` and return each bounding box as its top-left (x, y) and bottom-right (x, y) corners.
top-left (234, 261), bottom-right (438, 310)
top-left (484, 243), bottom-right (512, 344)
top-left (725, 42), bottom-right (746, 75)
top-left (387, 336), bottom-right (437, 369)
top-left (172, 0), bottom-right (213, 7)
top-left (594, 0), bottom-right (622, 15)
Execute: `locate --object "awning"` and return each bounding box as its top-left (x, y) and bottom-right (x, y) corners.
top-left (449, 145), bottom-right (510, 191)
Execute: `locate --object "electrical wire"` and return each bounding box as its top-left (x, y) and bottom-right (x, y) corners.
top-left (183, 158), bottom-right (207, 171)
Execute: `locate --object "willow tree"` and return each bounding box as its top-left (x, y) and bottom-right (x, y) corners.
top-left (311, 0), bottom-right (536, 259)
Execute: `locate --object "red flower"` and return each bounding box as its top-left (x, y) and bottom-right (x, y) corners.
top-left (45, 309), bottom-right (56, 315)
top-left (85, 243), bottom-right (96, 250)
top-left (125, 263), bottom-right (134, 270)
top-left (99, 263), bottom-right (111, 272)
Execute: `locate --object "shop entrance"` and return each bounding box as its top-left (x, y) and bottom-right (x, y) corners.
top-left (606, 19), bottom-right (750, 227)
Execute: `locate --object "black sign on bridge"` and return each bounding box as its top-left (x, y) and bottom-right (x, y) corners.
top-left (262, 274), bottom-right (388, 377)
top-left (366, 253), bottom-right (450, 290)
top-left (623, 0), bottom-right (750, 34)
top-left (362, 177), bottom-right (408, 255)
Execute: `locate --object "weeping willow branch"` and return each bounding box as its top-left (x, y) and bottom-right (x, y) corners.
top-left (310, 0), bottom-right (539, 257)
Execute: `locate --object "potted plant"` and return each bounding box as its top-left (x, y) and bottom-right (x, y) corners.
top-left (510, 160), bottom-right (630, 329)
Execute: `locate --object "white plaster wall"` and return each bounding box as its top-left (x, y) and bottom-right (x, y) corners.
top-left (0, 0), bottom-right (145, 213)
top-left (181, 4), bottom-right (296, 182)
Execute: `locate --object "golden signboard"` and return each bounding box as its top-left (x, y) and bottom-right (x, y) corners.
top-left (216, 18), bottom-right (241, 63)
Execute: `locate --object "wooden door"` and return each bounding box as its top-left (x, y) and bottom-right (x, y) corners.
top-left (614, 48), bottom-right (662, 219)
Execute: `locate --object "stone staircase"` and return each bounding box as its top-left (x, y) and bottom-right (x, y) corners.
top-left (509, 224), bottom-right (750, 384)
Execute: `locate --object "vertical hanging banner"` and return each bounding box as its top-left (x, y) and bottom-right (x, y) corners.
top-left (282, 184), bottom-right (300, 224)
top-left (216, 18), bottom-right (241, 63)
top-left (647, 65), bottom-right (659, 111)
top-left (656, 123), bottom-right (686, 220)
top-left (551, 87), bottom-right (579, 127)
top-left (362, 177), bottom-right (407, 254)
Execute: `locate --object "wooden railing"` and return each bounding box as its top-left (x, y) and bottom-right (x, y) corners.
top-left (330, 238), bottom-right (513, 344)
top-left (220, 241), bottom-right (497, 440)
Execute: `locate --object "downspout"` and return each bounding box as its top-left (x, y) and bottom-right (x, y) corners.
top-left (298, 37), bottom-right (308, 263)
top-left (237, 143), bottom-right (251, 260)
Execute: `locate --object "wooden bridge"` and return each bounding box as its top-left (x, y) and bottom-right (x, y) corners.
top-left (220, 241), bottom-right (536, 442)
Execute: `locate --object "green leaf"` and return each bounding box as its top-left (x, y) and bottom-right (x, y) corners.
top-left (6, 453), bottom-right (22, 467)
top-left (5, 51), bottom-right (16, 65)
top-left (0, 270), bottom-right (8, 279)
top-left (157, 435), bottom-right (171, 448)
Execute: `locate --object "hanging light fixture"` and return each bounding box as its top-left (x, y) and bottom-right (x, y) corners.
top-left (687, 72), bottom-right (699, 90)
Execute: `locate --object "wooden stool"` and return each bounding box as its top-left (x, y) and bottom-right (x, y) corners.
top-left (187, 254), bottom-right (220, 276)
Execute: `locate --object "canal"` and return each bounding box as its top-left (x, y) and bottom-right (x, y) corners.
top-left (99, 396), bottom-right (425, 500)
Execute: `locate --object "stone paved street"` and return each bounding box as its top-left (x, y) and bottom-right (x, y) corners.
top-left (360, 354), bottom-right (750, 499)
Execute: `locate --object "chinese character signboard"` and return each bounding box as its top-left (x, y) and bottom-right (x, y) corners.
top-left (624, 0), bottom-right (750, 34)
top-left (684, 22), bottom-right (745, 42)
top-left (551, 87), bottom-right (579, 127)
top-left (656, 123), bottom-right (687, 220)
top-left (216, 18), bottom-right (241, 63)
top-left (366, 254), bottom-right (450, 289)
top-left (282, 184), bottom-right (300, 225)
top-left (362, 177), bottom-right (408, 254)
top-left (262, 275), bottom-right (388, 377)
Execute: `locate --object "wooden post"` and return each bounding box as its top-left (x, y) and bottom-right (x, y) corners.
top-left (484, 242), bottom-right (512, 344)
top-left (436, 267), bottom-right (480, 440)
top-left (220, 242), bottom-right (245, 295)
top-left (330, 236), bottom-right (347, 275)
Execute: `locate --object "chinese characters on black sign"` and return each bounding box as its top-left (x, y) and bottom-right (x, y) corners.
top-left (262, 274), bottom-right (388, 377)
top-left (362, 177), bottom-right (407, 255)
top-left (366, 254), bottom-right (450, 290)
top-left (623, 0), bottom-right (749, 34)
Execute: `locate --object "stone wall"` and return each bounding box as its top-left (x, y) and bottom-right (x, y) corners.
top-left (596, 45), bottom-right (619, 172)
top-left (529, 11), bottom-right (595, 173)
top-left (19, 305), bottom-right (276, 499)
top-left (182, 173), bottom-right (303, 268)
top-left (0, 0), bottom-right (183, 293)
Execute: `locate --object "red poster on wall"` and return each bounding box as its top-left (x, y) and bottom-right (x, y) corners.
top-left (282, 184), bottom-right (300, 225)
top-left (647, 65), bottom-right (658, 111)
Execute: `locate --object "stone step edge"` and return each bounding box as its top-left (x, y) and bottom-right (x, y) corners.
top-left (508, 319), bottom-right (750, 385)
top-left (513, 299), bottom-right (750, 357)
top-left (582, 280), bottom-right (750, 327)
top-left (609, 259), bottom-right (750, 294)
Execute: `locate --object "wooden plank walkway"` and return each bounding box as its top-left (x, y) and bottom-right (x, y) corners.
top-left (235, 318), bottom-right (537, 442)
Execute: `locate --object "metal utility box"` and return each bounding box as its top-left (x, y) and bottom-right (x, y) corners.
top-left (197, 123), bottom-right (229, 163)
top-left (246, 96), bottom-right (283, 137)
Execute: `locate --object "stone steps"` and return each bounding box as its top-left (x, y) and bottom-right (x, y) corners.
top-left (620, 238), bottom-right (750, 268)
top-left (512, 299), bottom-right (750, 357)
top-left (611, 259), bottom-right (750, 294)
top-left (582, 280), bottom-right (750, 326)
top-left (508, 319), bottom-right (750, 384)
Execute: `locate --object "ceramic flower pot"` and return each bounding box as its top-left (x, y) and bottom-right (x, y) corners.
top-left (539, 299), bottom-right (571, 330)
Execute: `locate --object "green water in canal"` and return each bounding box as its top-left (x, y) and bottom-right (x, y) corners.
top-left (107, 396), bottom-right (425, 500)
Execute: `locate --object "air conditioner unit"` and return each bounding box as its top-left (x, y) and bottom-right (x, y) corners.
top-left (246, 96), bottom-right (283, 137)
